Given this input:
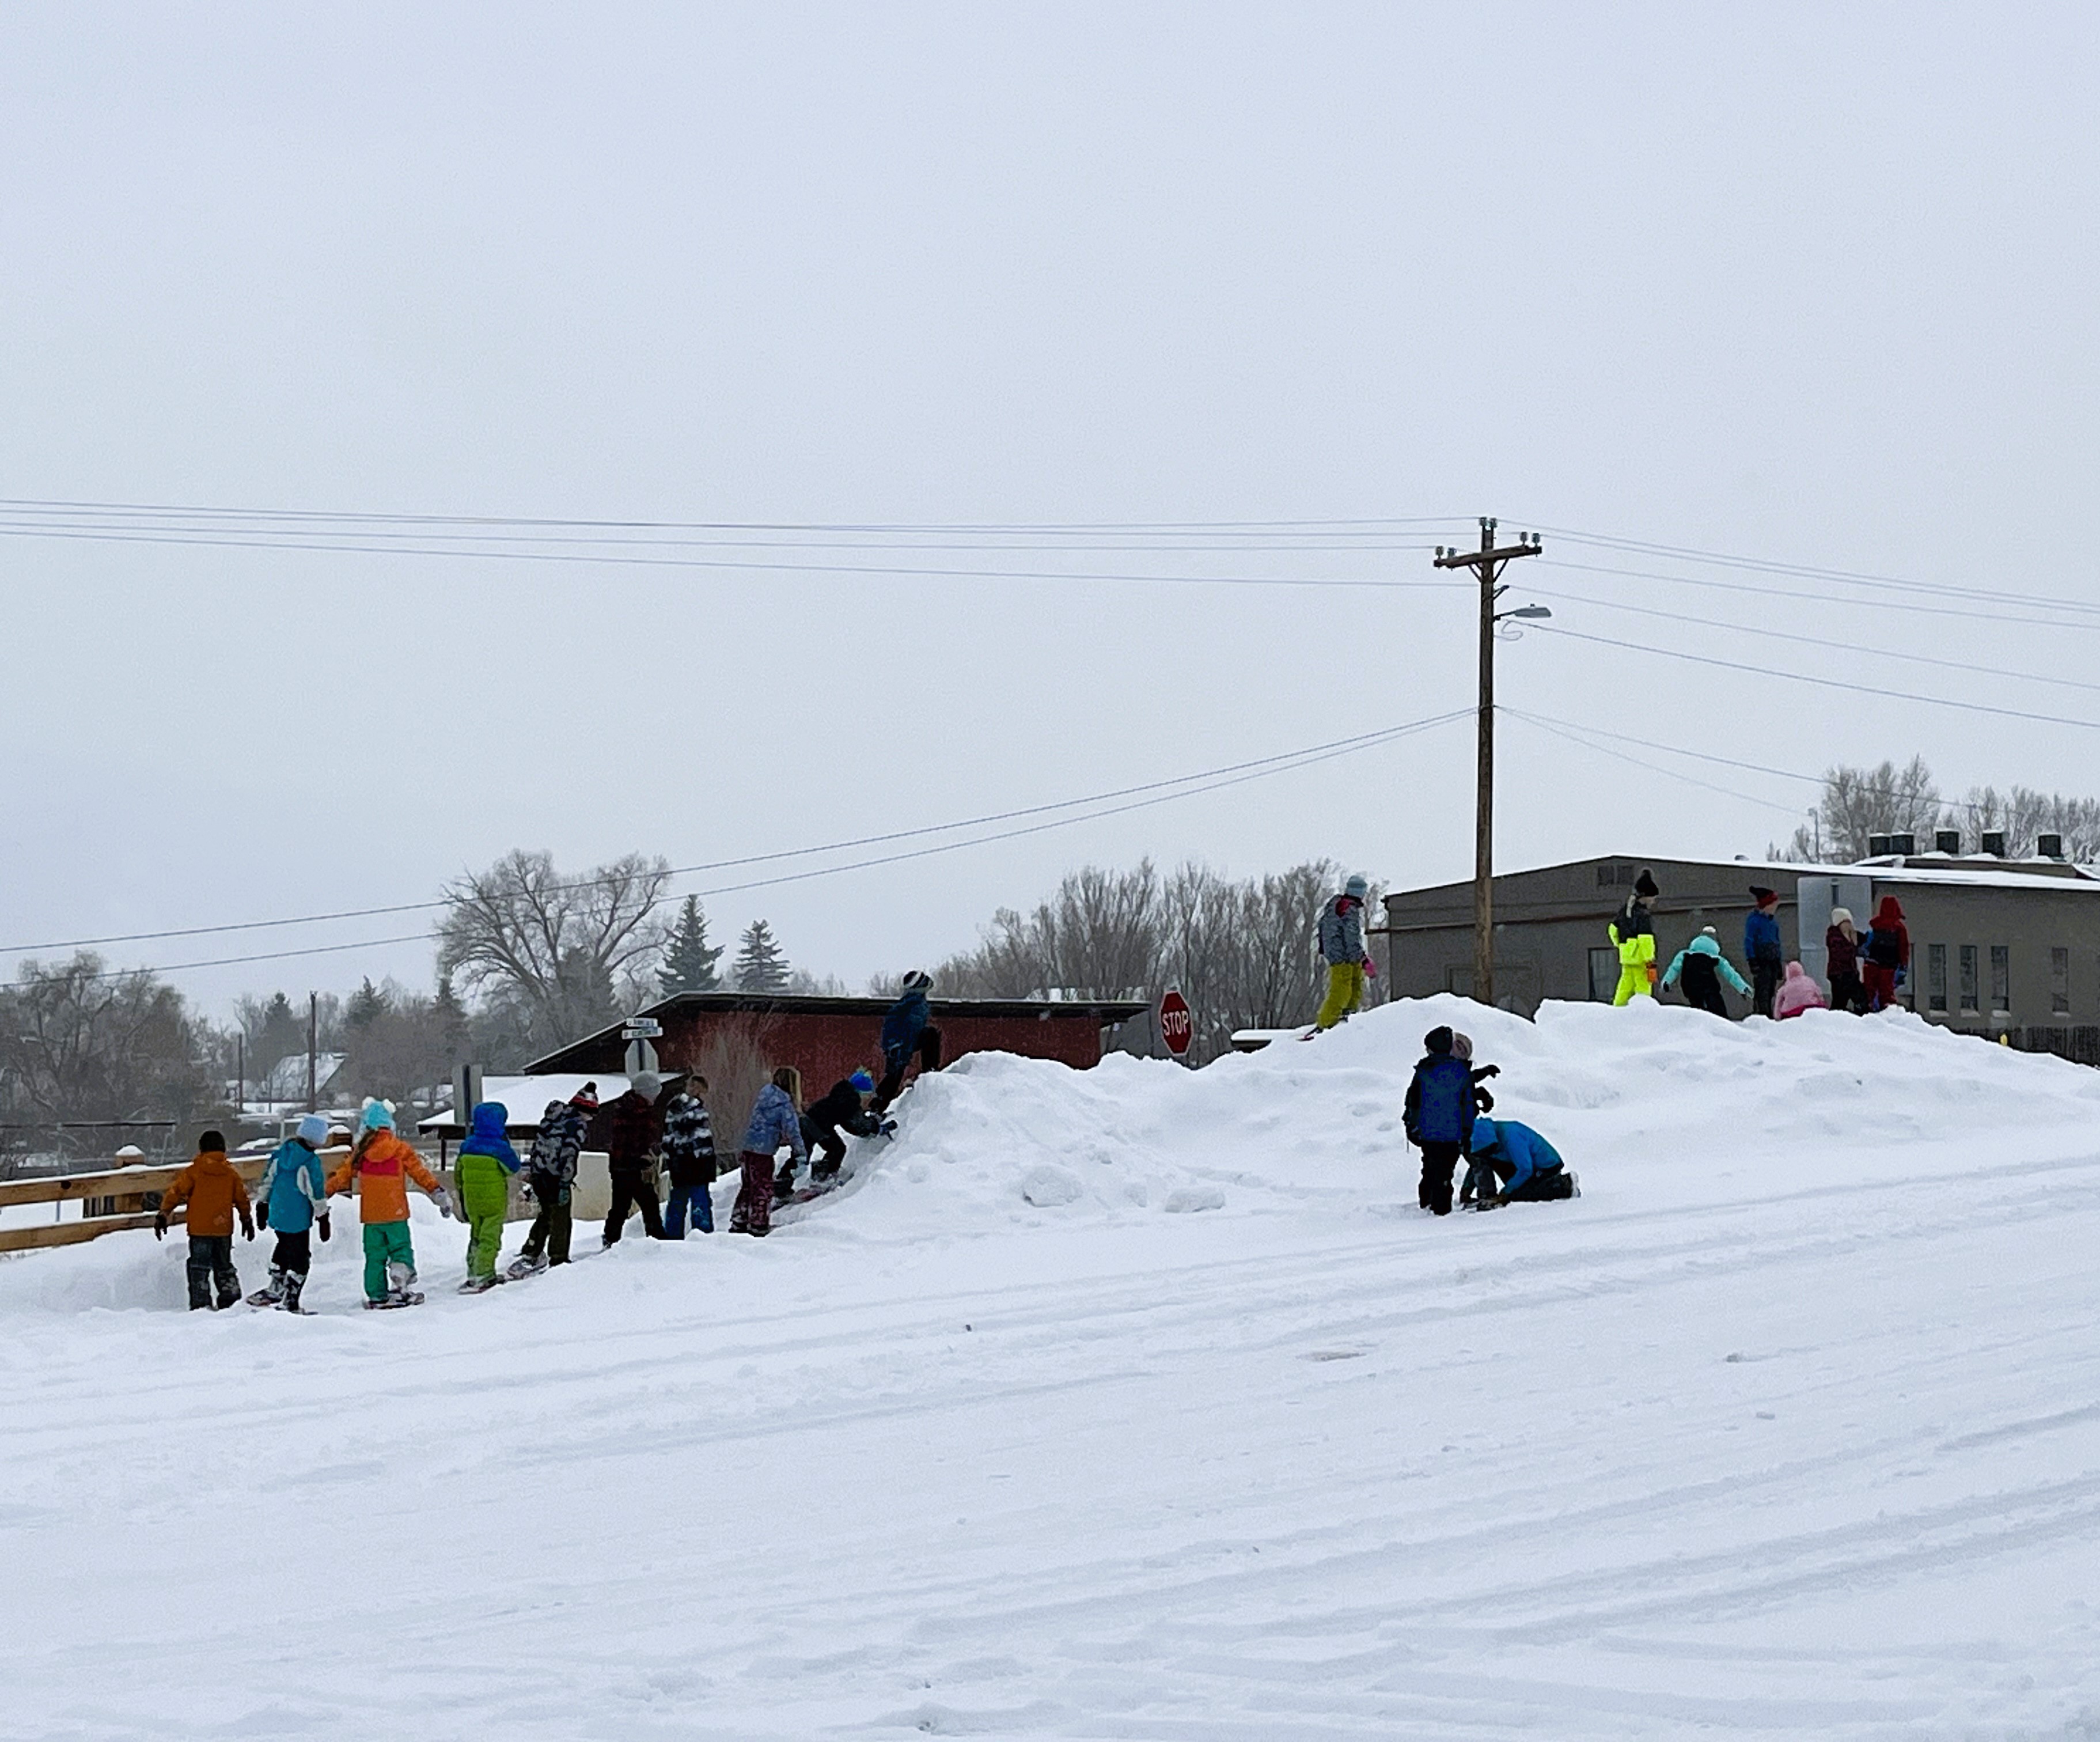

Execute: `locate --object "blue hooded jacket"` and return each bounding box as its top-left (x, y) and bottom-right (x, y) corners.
top-left (258, 1137), bottom-right (329, 1233)
top-left (458, 1101), bottom-right (520, 1173)
top-left (881, 987), bottom-right (931, 1063)
top-left (1405, 1054), bottom-right (1476, 1148)
top-left (1468, 1116), bottom-right (1563, 1198)
top-left (1743, 907), bottom-right (1783, 965)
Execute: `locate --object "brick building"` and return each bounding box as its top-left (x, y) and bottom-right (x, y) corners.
top-left (524, 990), bottom-right (1151, 1092)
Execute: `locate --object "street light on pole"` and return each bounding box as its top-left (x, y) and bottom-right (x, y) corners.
top-left (1432, 518), bottom-right (1546, 1008)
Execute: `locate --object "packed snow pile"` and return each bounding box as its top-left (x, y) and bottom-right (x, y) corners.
top-left (5, 996), bottom-right (2099, 1738)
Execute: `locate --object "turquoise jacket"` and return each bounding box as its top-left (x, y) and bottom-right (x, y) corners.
top-left (1660, 933), bottom-right (1752, 995)
top-left (258, 1138), bottom-right (328, 1234)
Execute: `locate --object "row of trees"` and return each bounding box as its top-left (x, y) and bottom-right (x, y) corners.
top-left (935, 859), bottom-right (1358, 1064)
top-left (1776, 758), bottom-right (2100, 863)
top-left (2, 844), bottom-right (1355, 1137)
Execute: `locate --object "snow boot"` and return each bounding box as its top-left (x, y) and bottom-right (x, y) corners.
top-left (247, 1266), bottom-right (287, 1308)
top-left (278, 1270), bottom-right (309, 1313)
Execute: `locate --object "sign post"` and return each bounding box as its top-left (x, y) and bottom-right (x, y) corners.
top-left (1157, 989), bottom-right (1193, 1063)
top-left (621, 1016), bottom-right (662, 1078)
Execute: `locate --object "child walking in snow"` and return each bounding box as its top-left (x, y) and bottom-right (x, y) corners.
top-left (660, 1076), bottom-right (717, 1237)
top-left (511, 1084), bottom-right (595, 1275)
top-left (733, 1067), bottom-right (806, 1237)
top-left (327, 1101), bottom-right (450, 1308)
top-left (455, 1102), bottom-right (519, 1292)
top-left (155, 1130), bottom-right (255, 1309)
top-left (252, 1113), bottom-right (332, 1311)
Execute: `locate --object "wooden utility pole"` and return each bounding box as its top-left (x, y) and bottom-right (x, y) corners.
top-left (306, 992), bottom-right (319, 1113)
top-left (1433, 518), bottom-right (1544, 1008)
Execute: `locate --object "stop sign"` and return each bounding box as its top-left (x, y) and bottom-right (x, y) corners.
top-left (1158, 989), bottom-right (1193, 1057)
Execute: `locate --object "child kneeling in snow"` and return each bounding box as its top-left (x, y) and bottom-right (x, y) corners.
top-left (328, 1101), bottom-right (451, 1306)
top-left (1468, 1116), bottom-right (1578, 1206)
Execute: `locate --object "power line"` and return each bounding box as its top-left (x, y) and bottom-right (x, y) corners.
top-left (4, 710), bottom-right (1473, 986)
top-left (1523, 583), bottom-right (2100, 696)
top-left (1502, 709), bottom-right (1806, 817)
top-left (1530, 623), bottom-right (2100, 733)
top-left (1535, 555), bottom-right (2100, 634)
top-left (0, 522), bottom-right (1468, 591)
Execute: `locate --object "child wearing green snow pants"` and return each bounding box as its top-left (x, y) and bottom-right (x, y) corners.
top-left (454, 1101), bottom-right (520, 1283)
top-left (327, 1103), bottom-right (450, 1304)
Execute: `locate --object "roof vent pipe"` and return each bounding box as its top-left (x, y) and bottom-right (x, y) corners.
top-left (1935, 829), bottom-right (1961, 854)
top-left (1982, 830), bottom-right (2007, 857)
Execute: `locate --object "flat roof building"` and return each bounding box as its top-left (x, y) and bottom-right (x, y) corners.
top-left (1382, 850), bottom-right (2100, 1062)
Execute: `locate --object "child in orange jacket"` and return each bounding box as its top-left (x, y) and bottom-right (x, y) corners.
top-left (327, 1101), bottom-right (450, 1308)
top-left (156, 1129), bottom-right (255, 1309)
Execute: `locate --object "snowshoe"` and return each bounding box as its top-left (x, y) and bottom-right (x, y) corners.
top-left (505, 1255), bottom-right (548, 1281)
top-left (245, 1287), bottom-right (284, 1308)
top-left (363, 1290), bottom-right (425, 1311)
top-left (458, 1274), bottom-right (505, 1295)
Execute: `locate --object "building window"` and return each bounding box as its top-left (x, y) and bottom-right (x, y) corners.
top-left (1991, 945), bottom-right (2011, 1013)
top-left (1587, 947), bottom-right (1619, 1002)
top-left (2053, 947), bottom-right (2071, 1014)
top-left (1927, 944), bottom-right (1947, 1013)
top-left (1597, 862), bottom-right (1636, 888)
top-left (1959, 945), bottom-right (1979, 1013)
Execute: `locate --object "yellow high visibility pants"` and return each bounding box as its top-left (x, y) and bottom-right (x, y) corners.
top-left (1613, 963), bottom-right (1654, 1005)
top-left (1314, 961), bottom-right (1366, 1029)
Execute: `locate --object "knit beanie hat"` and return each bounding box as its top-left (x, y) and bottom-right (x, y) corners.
top-left (1829, 907), bottom-right (1853, 927)
top-left (199, 1129), bottom-right (226, 1153)
top-left (359, 1100), bottom-right (395, 1133)
top-left (1423, 1025), bottom-right (1454, 1056)
top-left (1451, 1032), bottom-right (1474, 1062)
top-left (1634, 869), bottom-right (1659, 898)
top-left (632, 1071), bottom-right (662, 1103)
top-left (296, 1114), bottom-right (330, 1146)
top-left (1750, 885), bottom-right (1778, 907)
top-left (1344, 873), bottom-right (1369, 900)
top-left (849, 1069), bottom-right (876, 1093)
top-left (571, 1081), bottom-right (600, 1109)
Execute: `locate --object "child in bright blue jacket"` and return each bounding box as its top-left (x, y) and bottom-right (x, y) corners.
top-left (1403, 1026), bottom-right (1476, 1217)
top-left (1466, 1116), bottom-right (1578, 1206)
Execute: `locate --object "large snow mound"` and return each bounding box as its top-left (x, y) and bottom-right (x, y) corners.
top-left (4, 996), bottom-right (2099, 1738)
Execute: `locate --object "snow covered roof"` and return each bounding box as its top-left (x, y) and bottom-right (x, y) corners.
top-left (416, 1072), bottom-right (652, 1135)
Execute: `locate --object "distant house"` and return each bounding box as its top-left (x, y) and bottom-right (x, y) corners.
top-left (253, 1051), bottom-right (347, 1107)
top-left (1381, 844), bottom-right (2100, 1061)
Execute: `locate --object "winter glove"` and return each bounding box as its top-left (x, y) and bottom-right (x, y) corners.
top-left (241, 1220), bottom-right (255, 1242)
top-left (518, 1177), bottom-right (537, 1203)
top-left (318, 1214), bottom-right (332, 1243)
top-left (1474, 1088), bottom-right (1495, 1113)
top-left (1362, 956), bottom-right (1377, 978)
top-left (1476, 1063), bottom-right (1501, 1079)
top-left (153, 1215), bottom-right (168, 1241)
top-left (431, 1193), bottom-right (454, 1220)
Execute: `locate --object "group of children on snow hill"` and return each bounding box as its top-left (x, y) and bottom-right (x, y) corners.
top-left (1613, 869), bottom-right (1914, 1022)
top-left (1402, 1025), bottom-right (1576, 1217)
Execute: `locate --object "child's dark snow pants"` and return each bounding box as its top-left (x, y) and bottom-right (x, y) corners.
top-left (520, 1173), bottom-right (573, 1266)
top-left (1417, 1141), bottom-right (1462, 1217)
top-left (665, 1180), bottom-right (713, 1236)
top-left (733, 1150), bottom-right (775, 1235)
top-left (602, 1169), bottom-right (664, 1245)
top-left (185, 1234), bottom-right (240, 1309)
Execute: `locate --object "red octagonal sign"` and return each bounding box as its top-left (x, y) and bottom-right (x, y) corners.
top-left (1158, 989), bottom-right (1193, 1057)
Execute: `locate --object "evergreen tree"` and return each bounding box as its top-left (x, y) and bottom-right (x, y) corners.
top-left (733, 919), bottom-right (791, 993)
top-left (433, 974), bottom-right (472, 1068)
top-left (345, 976), bottom-right (388, 1031)
top-left (658, 896), bottom-right (725, 996)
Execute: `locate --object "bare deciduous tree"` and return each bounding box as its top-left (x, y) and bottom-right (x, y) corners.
top-left (438, 850), bottom-right (673, 1055)
top-left (0, 953), bottom-right (217, 1127)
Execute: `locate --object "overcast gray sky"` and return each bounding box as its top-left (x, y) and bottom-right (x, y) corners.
top-left (4, 3), bottom-right (2098, 1014)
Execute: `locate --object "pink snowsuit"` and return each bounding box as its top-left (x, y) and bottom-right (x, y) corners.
top-left (1772, 961), bottom-right (1830, 1020)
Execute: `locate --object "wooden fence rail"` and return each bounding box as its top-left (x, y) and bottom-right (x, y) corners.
top-left (0, 1150), bottom-right (351, 1255)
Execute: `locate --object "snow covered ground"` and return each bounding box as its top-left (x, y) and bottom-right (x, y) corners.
top-left (5, 995), bottom-right (2100, 1739)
